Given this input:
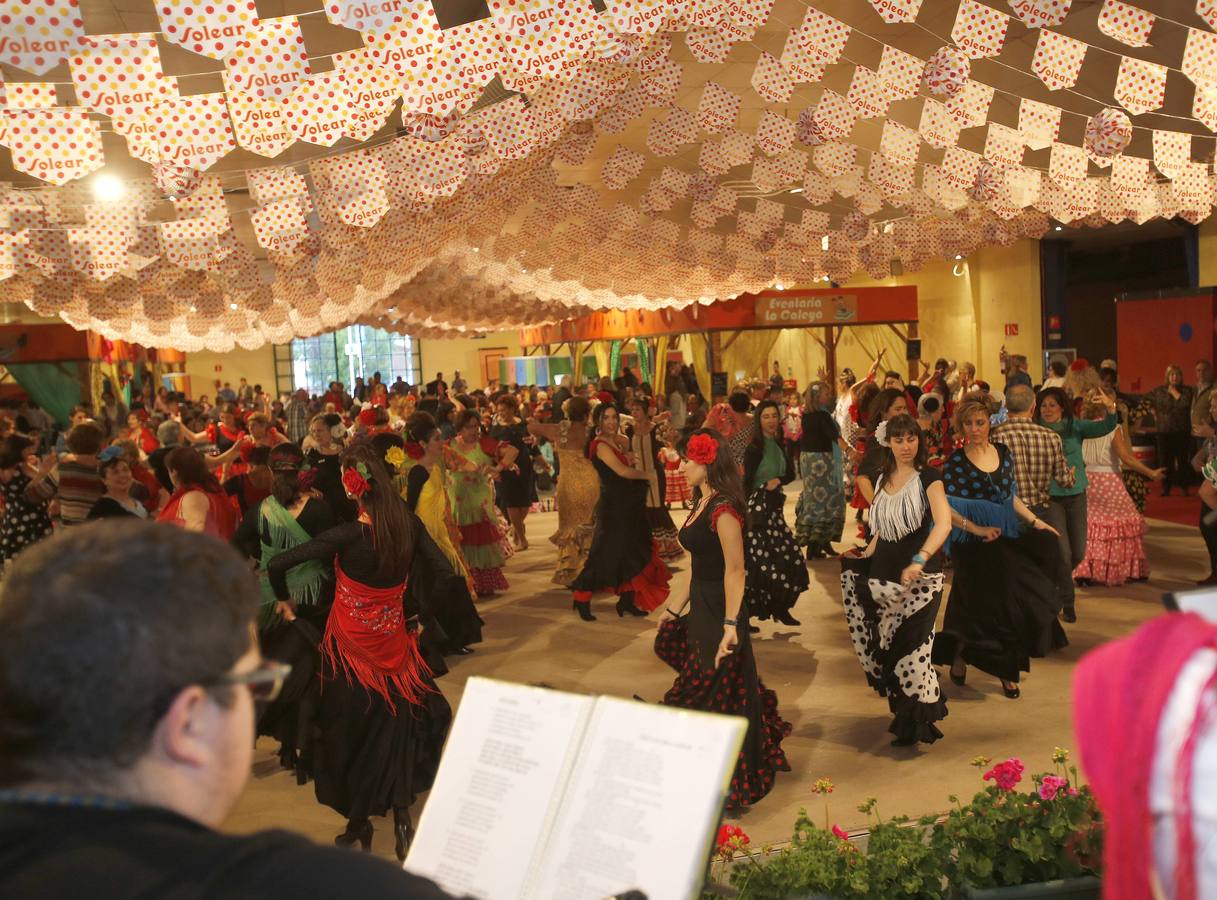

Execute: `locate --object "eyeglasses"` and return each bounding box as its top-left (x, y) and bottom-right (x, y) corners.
top-left (208, 660), bottom-right (292, 704)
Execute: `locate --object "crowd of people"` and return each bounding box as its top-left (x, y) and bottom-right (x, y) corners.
top-left (0, 349), bottom-right (1213, 898)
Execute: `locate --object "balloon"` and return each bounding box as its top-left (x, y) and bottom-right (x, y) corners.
top-left (1084, 107), bottom-right (1132, 159)
top-left (923, 46), bottom-right (969, 99)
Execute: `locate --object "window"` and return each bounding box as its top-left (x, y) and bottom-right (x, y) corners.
top-left (288, 326), bottom-right (421, 397)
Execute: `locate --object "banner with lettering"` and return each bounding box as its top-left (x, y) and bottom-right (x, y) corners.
top-left (1115, 55), bottom-right (1167, 114)
top-left (867, 0), bottom-right (922, 24)
top-left (755, 109), bottom-right (796, 156)
top-left (223, 16), bottom-right (310, 101)
top-left (282, 73), bottom-right (350, 147)
top-left (70, 34), bottom-right (173, 121)
top-left (225, 83), bottom-right (295, 157)
top-left (951, 0), bottom-right (1010, 58)
top-left (1097, 0), bottom-right (1154, 47)
top-left (152, 93), bottom-right (236, 170)
top-left (1033, 29), bottom-right (1086, 90)
top-left (1018, 97), bottom-right (1062, 149)
top-left (1, 0), bottom-right (83, 74)
top-left (847, 67), bottom-right (891, 119)
top-left (325, 0), bottom-right (403, 34)
top-left (156, 0), bottom-right (258, 60)
top-left (1008, 0), bottom-right (1072, 29)
top-left (332, 49), bottom-right (401, 142)
top-left (1152, 129), bottom-right (1190, 179)
top-left (4, 109), bottom-right (104, 185)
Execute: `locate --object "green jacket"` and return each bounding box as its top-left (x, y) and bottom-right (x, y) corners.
top-left (1044, 412), bottom-right (1117, 497)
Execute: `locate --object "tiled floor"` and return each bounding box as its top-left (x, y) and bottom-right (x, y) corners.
top-left (224, 498), bottom-right (1197, 863)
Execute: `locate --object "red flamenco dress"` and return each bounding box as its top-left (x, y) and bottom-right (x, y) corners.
top-left (570, 437), bottom-right (670, 613)
top-left (266, 521), bottom-right (452, 824)
top-left (654, 496), bottom-right (791, 810)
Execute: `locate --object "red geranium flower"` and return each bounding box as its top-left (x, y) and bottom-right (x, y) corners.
top-left (982, 758), bottom-right (1025, 792)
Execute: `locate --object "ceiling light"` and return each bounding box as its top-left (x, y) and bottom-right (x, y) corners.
top-left (229, 303), bottom-right (238, 310)
top-left (789, 187), bottom-right (803, 194)
top-left (92, 173), bottom-right (125, 202)
top-left (774, 281), bottom-right (785, 290)
top-left (472, 247), bottom-right (479, 253)
top-left (1054, 225), bottom-right (1063, 232)
top-left (821, 236), bottom-right (830, 251)
top-left (189, 305), bottom-right (197, 313)
top-left (954, 254), bottom-right (963, 260)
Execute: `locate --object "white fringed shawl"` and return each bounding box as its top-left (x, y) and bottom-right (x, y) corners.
top-left (870, 473), bottom-right (926, 541)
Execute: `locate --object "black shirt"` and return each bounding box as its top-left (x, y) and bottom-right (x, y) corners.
top-left (0, 802), bottom-right (454, 899)
top-left (147, 446), bottom-right (174, 493)
top-left (798, 409), bottom-right (840, 453)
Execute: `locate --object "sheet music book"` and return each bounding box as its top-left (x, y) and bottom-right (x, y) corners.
top-left (404, 677), bottom-right (748, 900)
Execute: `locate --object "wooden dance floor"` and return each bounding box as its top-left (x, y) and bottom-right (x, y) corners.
top-left (226, 497), bottom-right (1196, 860)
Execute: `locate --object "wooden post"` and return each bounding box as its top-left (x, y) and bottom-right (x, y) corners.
top-left (907, 321), bottom-right (920, 384)
top-left (824, 325), bottom-right (837, 386)
top-left (709, 331), bottom-right (723, 372)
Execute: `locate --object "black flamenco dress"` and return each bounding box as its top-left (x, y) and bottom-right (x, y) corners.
top-left (571, 438), bottom-right (671, 611)
top-left (489, 419), bottom-right (534, 511)
top-left (931, 446), bottom-right (1067, 682)
top-left (267, 520), bottom-right (452, 822)
top-left (840, 468), bottom-right (948, 745)
top-left (655, 495), bottom-right (791, 809)
top-left (742, 436), bottom-right (809, 621)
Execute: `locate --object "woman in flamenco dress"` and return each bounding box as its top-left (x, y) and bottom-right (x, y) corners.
top-left (267, 443), bottom-right (451, 861)
top-left (528, 396), bottom-right (598, 587)
top-left (570, 402), bottom-right (671, 621)
top-left (654, 429), bottom-right (791, 809)
top-left (742, 400), bottom-right (809, 627)
top-left (232, 442), bottom-right (334, 781)
top-left (447, 409), bottom-right (517, 597)
top-left (839, 414), bottom-right (953, 746)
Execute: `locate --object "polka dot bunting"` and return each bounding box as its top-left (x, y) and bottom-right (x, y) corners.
top-left (1152, 129), bottom-right (1190, 179)
top-left (156, 0), bottom-right (258, 60)
top-left (222, 16), bottom-right (310, 101)
top-left (224, 83), bottom-right (295, 158)
top-left (950, 0), bottom-right (1009, 59)
top-left (326, 0), bottom-right (403, 34)
top-left (1096, 0), bottom-right (1153, 48)
top-left (281, 73), bottom-right (350, 147)
top-left (333, 49), bottom-right (402, 142)
top-left (878, 45), bottom-right (922, 100)
top-left (4, 108), bottom-right (104, 186)
top-left (151, 92), bottom-right (235, 171)
top-left (70, 34), bottom-right (174, 121)
top-left (1114, 55), bottom-right (1166, 115)
top-left (0, 0), bottom-right (82, 74)
top-left (1032, 29), bottom-right (1087, 91)
top-left (751, 51), bottom-right (792, 105)
top-left (1084, 107), bottom-right (1133, 159)
top-left (846, 66), bottom-right (890, 120)
top-left (1183, 26), bottom-right (1217, 90)
top-left (1007, 0), bottom-right (1071, 30)
top-left (1018, 97), bottom-right (1061, 150)
top-left (865, 0), bottom-right (922, 24)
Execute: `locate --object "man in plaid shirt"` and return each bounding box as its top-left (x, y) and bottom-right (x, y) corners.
top-left (992, 384), bottom-right (1078, 620)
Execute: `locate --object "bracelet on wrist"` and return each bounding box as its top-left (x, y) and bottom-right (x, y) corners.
top-left (723, 617), bottom-right (737, 627)
top-left (911, 552), bottom-right (928, 566)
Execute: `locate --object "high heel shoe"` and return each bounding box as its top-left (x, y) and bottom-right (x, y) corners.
top-left (616, 596), bottom-right (646, 617)
top-left (334, 818), bottom-right (373, 852)
top-left (393, 808), bottom-right (415, 862)
top-left (949, 663), bottom-right (967, 686)
top-left (1001, 680), bottom-right (1021, 699)
top-left (573, 599), bottom-right (596, 621)
top-left (774, 610), bottom-right (801, 626)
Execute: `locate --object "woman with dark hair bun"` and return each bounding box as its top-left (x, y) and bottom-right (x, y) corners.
top-left (232, 441), bottom-right (335, 779)
top-left (742, 399), bottom-right (808, 627)
top-left (570, 402), bottom-right (671, 621)
top-left (839, 413), bottom-right (953, 746)
top-left (655, 429), bottom-right (790, 809)
top-left (529, 395), bottom-right (597, 587)
top-left (157, 445), bottom-right (238, 539)
top-left (448, 408), bottom-right (517, 597)
top-left (267, 443), bottom-right (451, 861)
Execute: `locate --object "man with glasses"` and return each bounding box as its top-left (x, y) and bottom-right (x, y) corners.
top-left (0, 521), bottom-right (452, 898)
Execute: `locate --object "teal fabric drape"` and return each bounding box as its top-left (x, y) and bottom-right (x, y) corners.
top-left (6, 362), bottom-right (81, 428)
top-left (635, 337), bottom-right (651, 385)
top-left (609, 340), bottom-right (623, 383)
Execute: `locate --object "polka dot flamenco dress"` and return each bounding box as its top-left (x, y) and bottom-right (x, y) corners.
top-left (839, 468), bottom-right (948, 746)
top-left (654, 495), bottom-right (791, 809)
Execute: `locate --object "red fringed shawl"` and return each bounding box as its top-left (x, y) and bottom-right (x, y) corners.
top-left (321, 563), bottom-right (433, 714)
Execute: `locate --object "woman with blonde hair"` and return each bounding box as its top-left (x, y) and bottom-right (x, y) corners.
top-left (1149, 363), bottom-right (1196, 497)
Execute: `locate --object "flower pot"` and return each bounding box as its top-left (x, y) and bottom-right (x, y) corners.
top-left (963, 876), bottom-right (1100, 899)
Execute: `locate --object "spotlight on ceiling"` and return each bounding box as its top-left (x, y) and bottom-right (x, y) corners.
top-left (954, 254), bottom-right (963, 260)
top-left (229, 303), bottom-right (238, 310)
top-left (774, 282), bottom-right (785, 291)
top-left (789, 187), bottom-right (803, 194)
top-left (92, 173), bottom-right (125, 202)
top-left (1054, 225), bottom-right (1063, 232)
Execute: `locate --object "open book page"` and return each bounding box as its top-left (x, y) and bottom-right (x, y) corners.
top-left (527, 697), bottom-right (747, 900)
top-left (404, 678), bottom-right (595, 899)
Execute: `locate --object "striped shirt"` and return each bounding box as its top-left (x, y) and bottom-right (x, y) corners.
top-left (56, 460), bottom-right (104, 526)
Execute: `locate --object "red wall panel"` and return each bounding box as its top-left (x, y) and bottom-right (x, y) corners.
top-left (1115, 289), bottom-right (1216, 394)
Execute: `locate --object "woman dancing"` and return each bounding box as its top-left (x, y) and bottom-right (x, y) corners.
top-left (655, 429), bottom-right (790, 808)
top-left (490, 394), bottom-right (534, 550)
top-left (627, 397), bottom-right (683, 562)
top-left (795, 381), bottom-right (850, 560)
top-left (267, 444), bottom-right (451, 861)
top-left (157, 446), bottom-right (238, 539)
top-left (448, 410), bottom-right (516, 597)
top-left (840, 414), bottom-right (952, 746)
top-left (570, 402), bottom-right (671, 621)
top-left (743, 400), bottom-right (808, 627)
top-left (931, 399), bottom-right (1066, 699)
top-left (528, 396), bottom-right (597, 587)
top-left (233, 442), bottom-right (334, 779)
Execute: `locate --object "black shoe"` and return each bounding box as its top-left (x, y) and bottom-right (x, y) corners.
top-left (573, 599), bottom-right (596, 621)
top-left (335, 818), bottom-right (373, 852)
top-left (1001, 681), bottom-right (1021, 699)
top-left (616, 596), bottom-right (647, 617)
top-left (1061, 606), bottom-right (1077, 624)
top-left (949, 664), bottom-right (967, 686)
top-left (748, 624), bottom-right (760, 634)
top-left (393, 808), bottom-right (415, 862)
top-left (448, 646), bottom-right (475, 656)
top-left (774, 610), bottom-right (801, 626)
top-left (890, 735), bottom-right (918, 747)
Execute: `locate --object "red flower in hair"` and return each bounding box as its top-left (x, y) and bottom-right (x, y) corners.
top-left (403, 441), bottom-right (425, 460)
top-left (342, 464), bottom-right (370, 499)
top-left (1070, 358), bottom-right (1089, 372)
top-left (358, 408), bottom-right (378, 427)
top-left (686, 433), bottom-right (718, 465)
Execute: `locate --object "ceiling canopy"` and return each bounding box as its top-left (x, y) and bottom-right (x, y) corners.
top-left (0, 0), bottom-right (1214, 350)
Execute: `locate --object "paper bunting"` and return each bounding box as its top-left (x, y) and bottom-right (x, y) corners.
top-left (868, 154), bottom-right (915, 197)
top-left (1183, 28), bottom-right (1217, 89)
top-left (1049, 141), bottom-right (1087, 184)
top-left (1084, 107), bottom-right (1132, 159)
top-left (681, 0), bottom-right (727, 29)
top-left (646, 117), bottom-right (683, 156)
top-left (640, 59), bottom-right (682, 106)
top-left (1152, 130), bottom-right (1190, 179)
top-left (880, 120), bottom-right (920, 165)
top-left (815, 142), bottom-right (856, 178)
top-left (325, 0), bottom-right (403, 34)
top-left (751, 52), bottom-right (793, 105)
top-left (489, 0), bottom-right (598, 83)
top-left (721, 130), bottom-right (755, 165)
top-left (697, 82), bottom-right (740, 134)
top-left (225, 87), bottom-right (294, 158)
top-left (879, 45), bottom-right (923, 100)
top-left (795, 8), bottom-right (850, 66)
top-left (1201, 0), bottom-right (1217, 28)
top-left (951, 0), bottom-right (1010, 59)
top-left (755, 110), bottom-right (795, 156)
top-left (600, 0), bottom-right (671, 34)
top-left (942, 146), bottom-right (983, 192)
top-left (1110, 155), bottom-right (1150, 196)
top-left (1194, 84), bottom-right (1217, 132)
top-left (223, 17), bottom-right (310, 101)
top-left (151, 93), bottom-right (236, 171)
top-left (779, 30), bottom-right (825, 84)
top-left (156, 0), bottom-right (258, 60)
top-left (1008, 0), bottom-right (1072, 29)
top-left (1114, 56), bottom-right (1167, 115)
top-left (923, 46), bottom-right (969, 99)
top-left (4, 109), bottom-right (104, 185)
top-left (724, 0), bottom-right (775, 31)
top-left (281, 73), bottom-right (351, 147)
top-left (919, 99), bottom-right (962, 150)
top-left (332, 50), bottom-right (402, 142)
top-left (70, 34), bottom-right (173, 122)
top-left (362, 1), bottom-right (448, 105)
top-left (1097, 0), bottom-right (1154, 47)
top-left (812, 91), bottom-right (857, 143)
top-left (847, 68), bottom-right (891, 119)
top-left (946, 80), bottom-right (995, 129)
top-left (984, 123), bottom-right (1025, 169)
top-left (1, 0), bottom-right (83, 74)
top-left (686, 27), bottom-right (731, 64)
top-left (867, 0), bottom-right (923, 23)
top-left (601, 145), bottom-right (646, 190)
top-left (1018, 98), bottom-right (1061, 150)
top-left (1032, 30), bottom-right (1086, 91)
top-left (1174, 161), bottom-right (1210, 211)
top-left (479, 96), bottom-right (537, 160)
